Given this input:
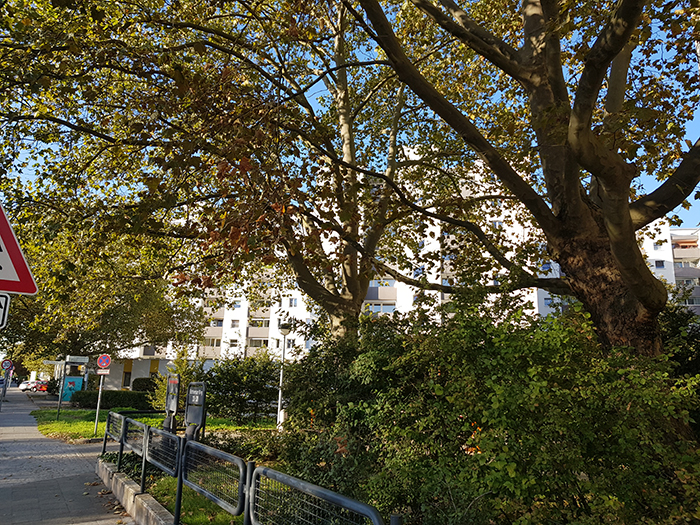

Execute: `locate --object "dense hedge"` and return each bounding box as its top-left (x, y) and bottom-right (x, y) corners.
top-left (131, 376), bottom-right (157, 392)
top-left (71, 390), bottom-right (151, 410)
top-left (282, 302), bottom-right (700, 525)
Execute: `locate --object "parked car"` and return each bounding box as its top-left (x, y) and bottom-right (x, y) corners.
top-left (19, 380), bottom-right (48, 392)
top-left (32, 381), bottom-right (48, 392)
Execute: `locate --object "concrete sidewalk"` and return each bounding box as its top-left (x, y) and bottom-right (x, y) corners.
top-left (0, 387), bottom-right (136, 525)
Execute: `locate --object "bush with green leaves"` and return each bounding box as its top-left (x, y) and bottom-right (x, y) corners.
top-left (204, 351), bottom-right (279, 423)
top-left (71, 389), bottom-right (151, 410)
top-left (147, 348), bottom-right (205, 412)
top-left (282, 302), bottom-right (700, 525)
top-left (131, 376), bottom-right (157, 392)
top-left (46, 378), bottom-right (59, 396)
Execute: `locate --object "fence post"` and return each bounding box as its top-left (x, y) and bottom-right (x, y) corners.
top-left (139, 424), bottom-right (150, 494)
top-left (243, 460), bottom-right (256, 525)
top-left (101, 412), bottom-right (110, 455)
top-left (117, 418), bottom-right (126, 471)
top-left (173, 436), bottom-right (185, 525)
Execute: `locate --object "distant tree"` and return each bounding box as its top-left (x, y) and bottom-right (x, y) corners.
top-left (0, 192), bottom-right (206, 361)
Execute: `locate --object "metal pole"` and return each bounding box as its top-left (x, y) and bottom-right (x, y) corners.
top-left (0, 369), bottom-right (8, 412)
top-left (276, 334), bottom-right (286, 427)
top-left (93, 375), bottom-right (105, 436)
top-left (56, 362), bottom-right (67, 421)
top-left (243, 461), bottom-right (256, 525)
top-left (173, 437), bottom-right (185, 525)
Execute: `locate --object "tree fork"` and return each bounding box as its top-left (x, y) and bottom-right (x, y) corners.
top-left (553, 234), bottom-right (664, 356)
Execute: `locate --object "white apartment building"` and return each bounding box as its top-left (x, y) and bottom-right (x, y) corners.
top-left (641, 222), bottom-right (700, 314)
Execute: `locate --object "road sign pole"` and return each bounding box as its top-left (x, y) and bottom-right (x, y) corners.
top-left (0, 369), bottom-right (8, 413)
top-left (56, 362), bottom-right (67, 421)
top-left (93, 374), bottom-right (105, 436)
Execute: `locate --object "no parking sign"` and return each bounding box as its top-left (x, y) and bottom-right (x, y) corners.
top-left (97, 354), bottom-right (111, 369)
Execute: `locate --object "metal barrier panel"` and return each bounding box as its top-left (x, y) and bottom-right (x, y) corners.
top-left (251, 467), bottom-right (385, 525)
top-left (123, 418), bottom-right (147, 456)
top-left (145, 427), bottom-right (181, 477)
top-left (105, 412), bottom-right (124, 442)
top-left (182, 440), bottom-right (246, 516)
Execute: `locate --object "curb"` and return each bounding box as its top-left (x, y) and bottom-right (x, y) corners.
top-left (96, 459), bottom-right (173, 525)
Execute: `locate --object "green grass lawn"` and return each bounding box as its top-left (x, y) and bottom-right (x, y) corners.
top-left (32, 407), bottom-right (274, 524)
top-left (31, 407), bottom-right (275, 441)
top-left (149, 476), bottom-right (244, 525)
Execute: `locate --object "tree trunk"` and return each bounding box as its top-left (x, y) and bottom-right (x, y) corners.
top-left (328, 308), bottom-right (361, 343)
top-left (552, 233), bottom-right (663, 356)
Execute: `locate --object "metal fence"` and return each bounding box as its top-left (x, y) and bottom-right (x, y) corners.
top-left (250, 467), bottom-right (385, 525)
top-left (104, 411), bottom-right (389, 525)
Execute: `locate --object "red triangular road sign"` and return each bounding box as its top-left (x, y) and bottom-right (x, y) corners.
top-left (0, 203), bottom-right (37, 295)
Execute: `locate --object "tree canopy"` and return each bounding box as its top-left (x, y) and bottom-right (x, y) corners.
top-left (0, 182), bottom-right (206, 361)
top-left (0, 0), bottom-right (698, 351)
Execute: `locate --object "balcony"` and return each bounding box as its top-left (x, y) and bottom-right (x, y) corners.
top-left (365, 287), bottom-right (397, 301)
top-left (247, 326), bottom-right (270, 338)
top-left (673, 247), bottom-right (700, 260)
top-left (204, 326), bottom-right (223, 338)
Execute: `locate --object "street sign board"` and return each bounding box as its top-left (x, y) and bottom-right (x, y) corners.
top-left (0, 203), bottom-right (37, 295)
top-left (43, 360), bottom-right (64, 366)
top-left (0, 293), bottom-right (9, 329)
top-left (97, 369), bottom-right (110, 375)
top-left (65, 355), bottom-right (89, 364)
top-left (1, 359), bottom-right (11, 370)
top-left (97, 354), bottom-right (111, 368)
top-left (165, 374), bottom-right (180, 415)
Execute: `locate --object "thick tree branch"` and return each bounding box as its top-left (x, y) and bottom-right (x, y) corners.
top-left (410, 0), bottom-right (535, 86)
top-left (630, 140), bottom-right (700, 228)
top-left (569, 0), bottom-right (645, 183)
top-left (356, 0), bottom-right (560, 235)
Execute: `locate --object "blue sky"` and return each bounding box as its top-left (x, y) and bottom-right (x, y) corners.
top-left (648, 113), bottom-right (700, 228)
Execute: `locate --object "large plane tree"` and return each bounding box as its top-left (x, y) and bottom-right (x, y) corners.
top-left (0, 0), bottom-right (698, 352)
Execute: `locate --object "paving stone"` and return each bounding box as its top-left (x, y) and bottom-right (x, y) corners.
top-left (0, 388), bottom-right (135, 524)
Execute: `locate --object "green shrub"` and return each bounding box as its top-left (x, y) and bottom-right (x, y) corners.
top-left (204, 352), bottom-right (279, 423)
top-left (282, 302), bottom-right (700, 525)
top-left (202, 429), bottom-right (282, 463)
top-left (71, 389), bottom-right (151, 410)
top-left (148, 348), bottom-right (205, 411)
top-left (131, 376), bottom-right (157, 392)
top-left (46, 378), bottom-right (59, 396)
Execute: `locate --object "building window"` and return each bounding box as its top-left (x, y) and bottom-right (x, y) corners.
top-left (229, 339), bottom-right (238, 347)
top-left (544, 297), bottom-right (553, 307)
top-left (122, 372), bottom-right (131, 388)
top-left (249, 318), bottom-right (270, 328)
top-left (655, 260), bottom-right (665, 269)
top-left (369, 279), bottom-right (396, 287)
top-left (683, 298), bottom-right (700, 305)
top-left (675, 262), bottom-right (684, 268)
top-left (289, 298), bottom-right (298, 307)
top-left (211, 319), bottom-right (224, 327)
top-left (491, 221), bottom-right (504, 229)
top-left (204, 338), bottom-right (221, 347)
top-left (231, 320), bottom-right (240, 328)
top-left (232, 300), bottom-right (242, 308)
top-left (249, 339), bottom-right (268, 348)
top-left (541, 262), bottom-right (551, 271)
top-left (653, 243), bottom-right (663, 250)
top-left (287, 339), bottom-right (295, 349)
top-left (363, 302), bottom-right (396, 315)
